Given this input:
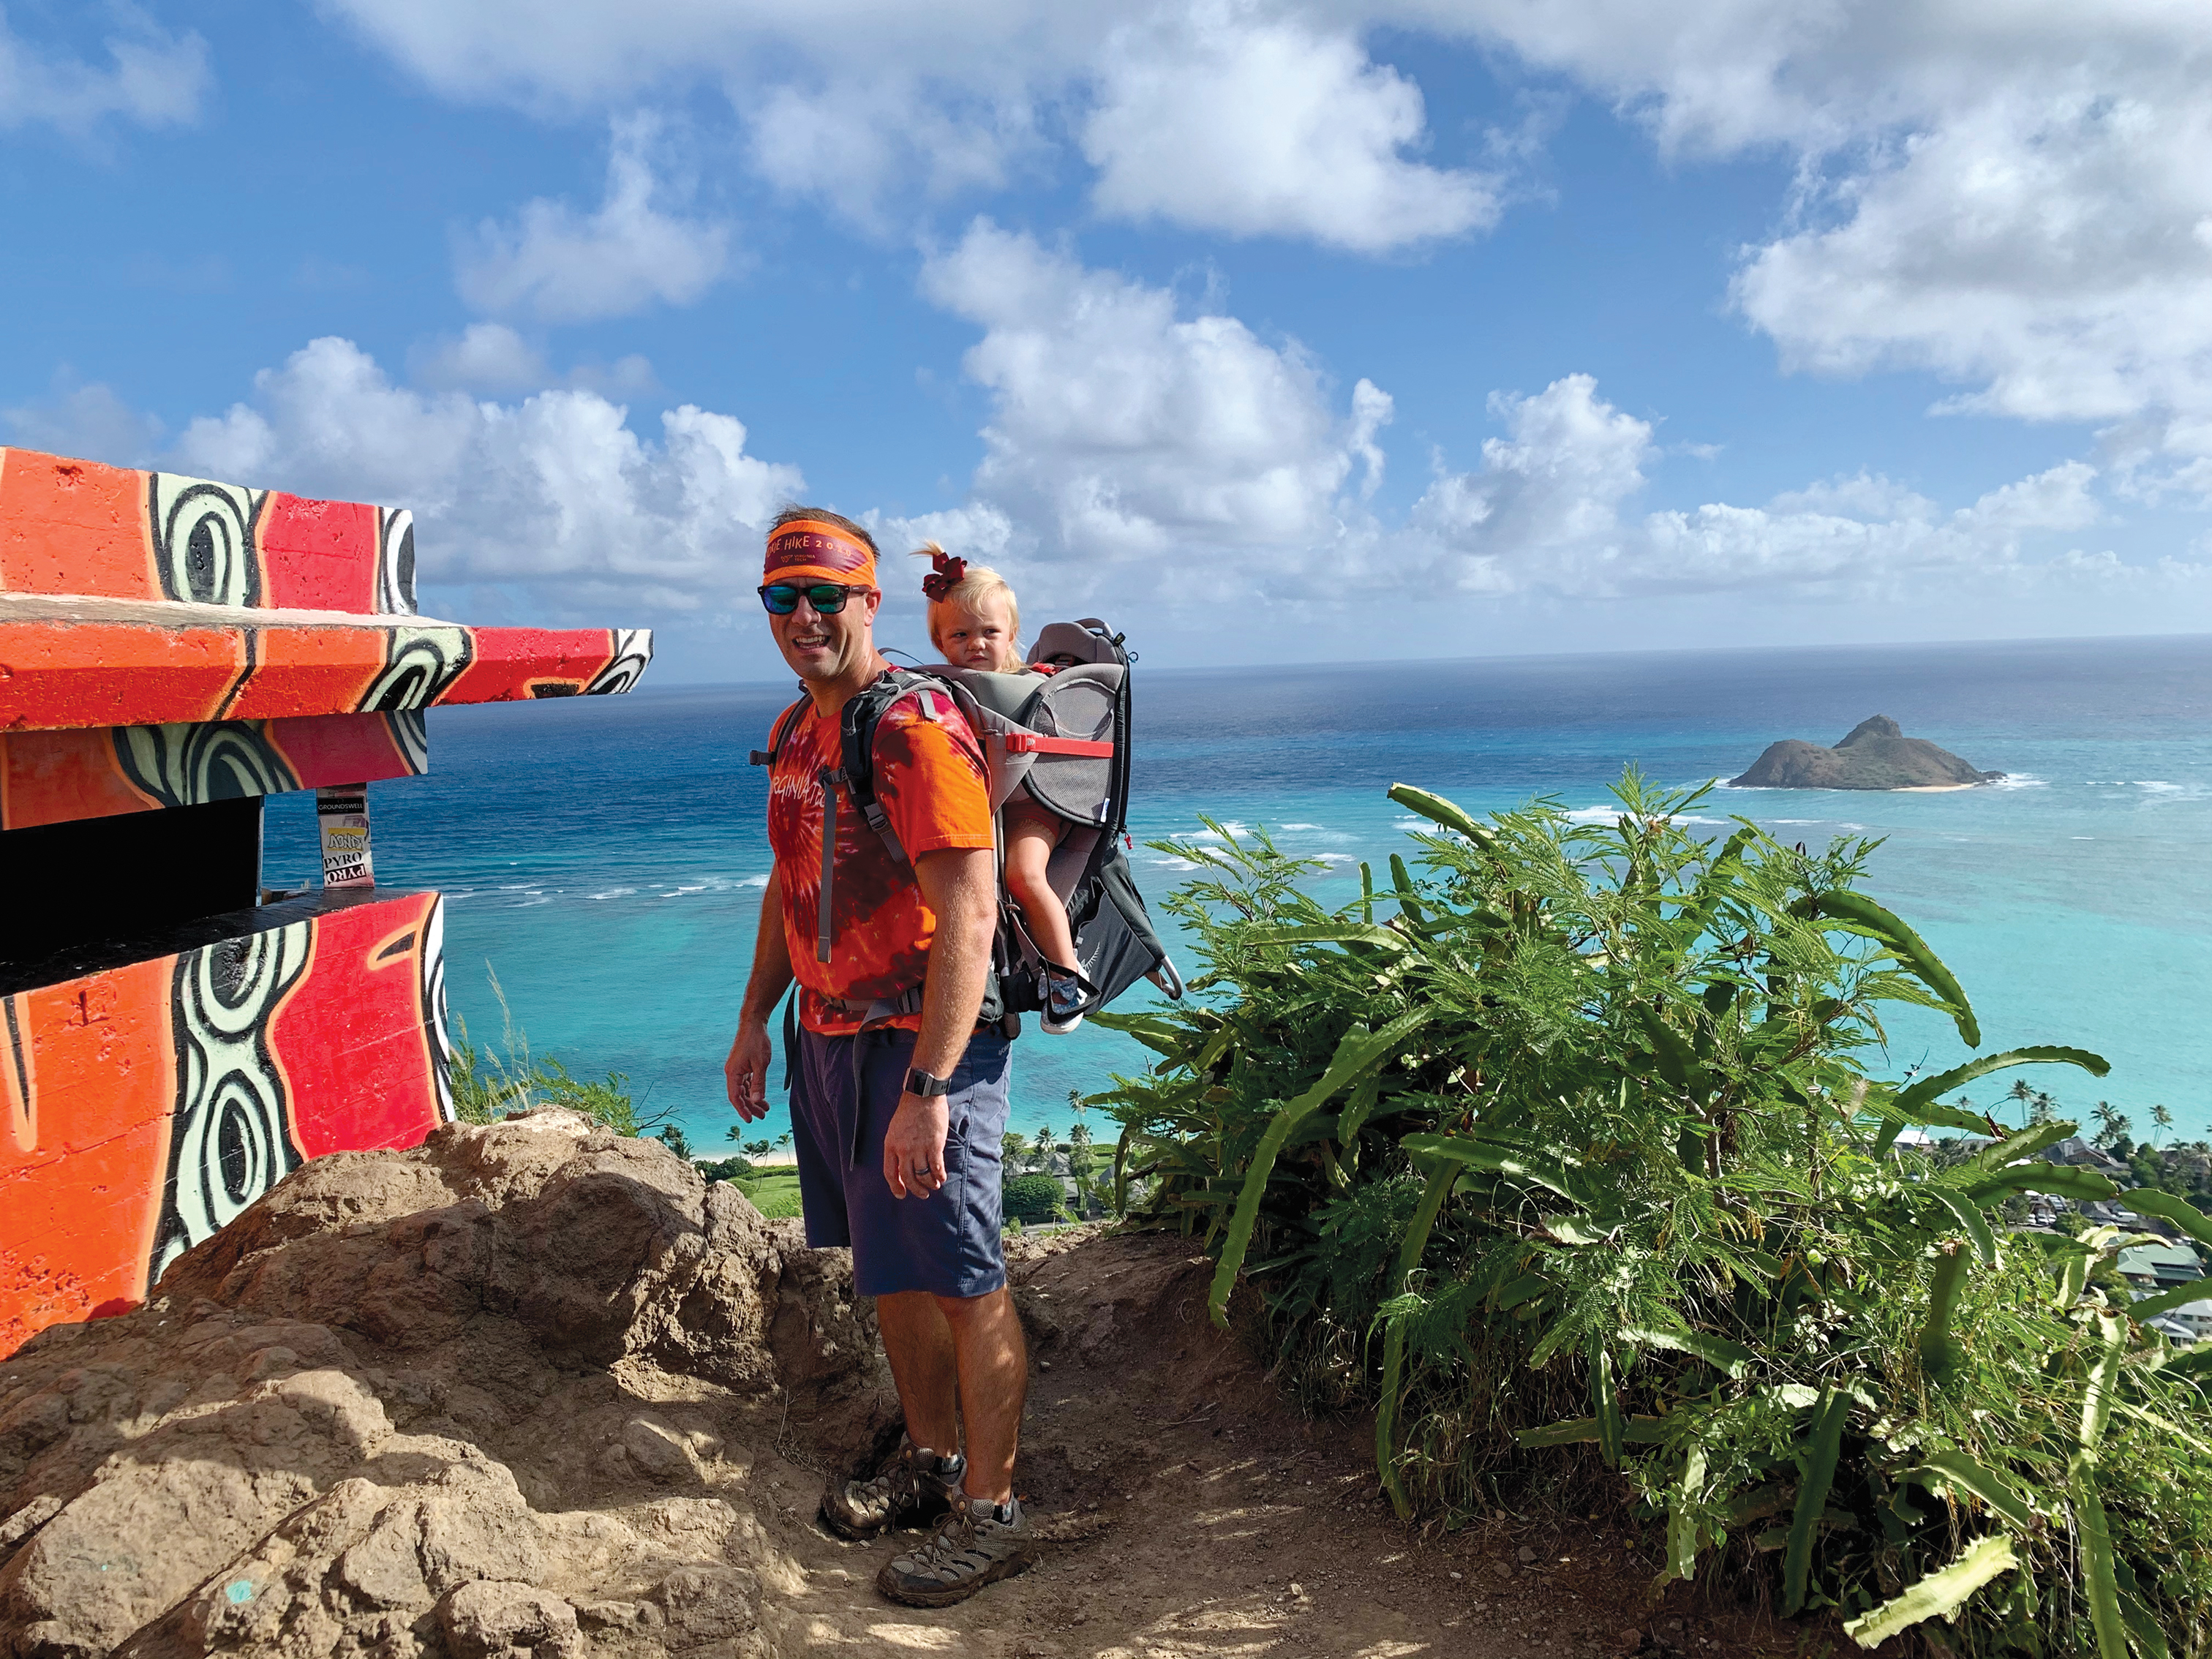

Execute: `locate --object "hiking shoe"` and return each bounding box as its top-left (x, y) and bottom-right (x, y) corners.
top-left (1039, 962), bottom-right (1087, 1035)
top-left (819, 1437), bottom-right (966, 1540)
top-left (876, 1494), bottom-right (1039, 1607)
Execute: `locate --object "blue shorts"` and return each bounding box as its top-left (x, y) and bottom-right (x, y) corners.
top-left (786, 1023), bottom-right (1012, 1300)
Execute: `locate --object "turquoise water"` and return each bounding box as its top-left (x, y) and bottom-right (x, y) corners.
top-left (264, 634), bottom-right (2212, 1151)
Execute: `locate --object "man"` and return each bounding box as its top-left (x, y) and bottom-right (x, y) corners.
top-left (725, 508), bottom-right (1035, 1608)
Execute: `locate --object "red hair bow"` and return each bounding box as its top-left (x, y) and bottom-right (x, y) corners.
top-left (920, 548), bottom-right (968, 600)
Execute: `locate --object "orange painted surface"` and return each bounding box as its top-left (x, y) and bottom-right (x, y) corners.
top-left (0, 963), bottom-right (176, 1355)
top-left (259, 494), bottom-right (379, 615)
top-left (0, 621), bottom-right (247, 730)
top-left (0, 712), bottom-right (422, 831)
top-left (0, 449), bottom-right (157, 601)
top-left (223, 626), bottom-right (386, 719)
top-left (444, 628), bottom-right (617, 702)
top-left (0, 893), bottom-right (450, 1358)
top-left (0, 728), bottom-right (160, 827)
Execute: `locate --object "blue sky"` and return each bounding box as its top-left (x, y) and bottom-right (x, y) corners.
top-left (5, 1), bottom-right (2210, 682)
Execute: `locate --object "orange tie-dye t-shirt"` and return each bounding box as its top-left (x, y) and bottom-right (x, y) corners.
top-left (766, 683), bottom-right (996, 1035)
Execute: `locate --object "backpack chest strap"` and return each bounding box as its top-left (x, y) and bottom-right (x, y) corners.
top-left (813, 764), bottom-right (909, 965)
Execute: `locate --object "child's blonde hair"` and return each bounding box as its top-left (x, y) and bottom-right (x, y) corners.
top-left (913, 542), bottom-right (1023, 669)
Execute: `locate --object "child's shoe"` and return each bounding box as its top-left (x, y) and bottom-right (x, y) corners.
top-left (1040, 962), bottom-right (1088, 1034)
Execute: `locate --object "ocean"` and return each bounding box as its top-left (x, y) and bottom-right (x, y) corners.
top-left (265, 634), bottom-right (2212, 1152)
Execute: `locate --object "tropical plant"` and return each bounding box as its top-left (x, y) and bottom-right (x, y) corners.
top-left (2150, 1105), bottom-right (2175, 1148)
top-left (2093, 1101), bottom-right (2134, 1150)
top-left (1094, 773), bottom-right (2212, 1655)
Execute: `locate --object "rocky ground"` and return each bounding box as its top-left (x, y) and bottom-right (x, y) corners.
top-left (1, 1113), bottom-right (1823, 1658)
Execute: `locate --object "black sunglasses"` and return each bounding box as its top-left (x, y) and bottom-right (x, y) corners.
top-left (759, 582), bottom-right (867, 616)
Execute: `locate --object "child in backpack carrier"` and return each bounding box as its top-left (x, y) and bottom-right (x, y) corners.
top-left (914, 544), bottom-right (1087, 1034)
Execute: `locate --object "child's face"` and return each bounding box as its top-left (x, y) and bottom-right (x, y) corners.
top-left (936, 595), bottom-right (1018, 671)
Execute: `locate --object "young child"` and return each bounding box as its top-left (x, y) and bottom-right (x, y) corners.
top-left (916, 544), bottom-right (1088, 1034)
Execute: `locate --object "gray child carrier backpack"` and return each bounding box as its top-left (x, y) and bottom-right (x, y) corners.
top-left (750, 617), bottom-right (1184, 1031)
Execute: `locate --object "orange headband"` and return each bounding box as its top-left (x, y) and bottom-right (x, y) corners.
top-left (764, 519), bottom-right (877, 585)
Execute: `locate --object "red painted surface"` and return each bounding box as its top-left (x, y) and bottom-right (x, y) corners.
top-left (443, 628), bottom-right (624, 701)
top-left (0, 619), bottom-right (640, 731)
top-left (264, 712), bottom-right (418, 797)
top-left (257, 494), bottom-right (380, 615)
top-left (0, 447), bottom-right (408, 615)
top-left (274, 895), bottom-right (443, 1160)
top-left (0, 892), bottom-right (450, 1358)
top-left (0, 451), bottom-right (157, 601)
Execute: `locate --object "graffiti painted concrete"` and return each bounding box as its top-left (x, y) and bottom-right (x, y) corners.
top-left (0, 445), bottom-right (646, 1355)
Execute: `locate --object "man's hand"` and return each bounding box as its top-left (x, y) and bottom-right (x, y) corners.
top-left (725, 1019), bottom-right (773, 1123)
top-left (882, 1091), bottom-right (949, 1198)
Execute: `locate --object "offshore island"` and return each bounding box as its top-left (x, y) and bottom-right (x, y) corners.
top-left (1731, 713), bottom-right (2005, 791)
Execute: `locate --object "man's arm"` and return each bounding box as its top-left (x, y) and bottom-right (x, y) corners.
top-left (725, 868), bottom-right (793, 1123)
top-left (880, 845), bottom-right (997, 1199)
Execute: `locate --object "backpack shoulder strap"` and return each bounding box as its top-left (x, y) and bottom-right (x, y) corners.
top-left (748, 693), bottom-right (810, 768)
top-left (839, 667), bottom-right (966, 863)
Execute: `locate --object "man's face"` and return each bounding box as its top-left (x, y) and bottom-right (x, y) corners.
top-left (770, 584), bottom-right (881, 683)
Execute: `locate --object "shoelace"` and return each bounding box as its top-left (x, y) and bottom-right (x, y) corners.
top-left (906, 1508), bottom-right (1004, 1580)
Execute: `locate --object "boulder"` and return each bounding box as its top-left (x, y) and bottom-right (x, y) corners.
top-left (0, 1110), bottom-right (891, 1658)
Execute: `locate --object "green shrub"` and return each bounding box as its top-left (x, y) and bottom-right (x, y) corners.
top-left (1003, 1173), bottom-right (1067, 1226)
top-left (448, 970), bottom-right (662, 1142)
top-left (1097, 772), bottom-right (2212, 1655)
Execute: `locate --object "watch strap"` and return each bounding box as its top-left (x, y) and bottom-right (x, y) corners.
top-left (903, 1066), bottom-right (952, 1098)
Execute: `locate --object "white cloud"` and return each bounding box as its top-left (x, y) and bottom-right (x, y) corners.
top-left (1408, 373), bottom-right (2117, 598)
top-left (406, 323), bottom-right (661, 399)
top-left (1082, 4), bottom-right (1497, 250)
top-left (1359, 1), bottom-right (2212, 459)
top-left (173, 336), bottom-right (802, 612)
top-left (324, 0), bottom-right (1493, 251)
top-left (919, 220), bottom-right (1389, 590)
top-left (455, 115), bottom-right (734, 324)
top-left (406, 323), bottom-right (552, 394)
top-left (3, 377), bottom-right (165, 466)
top-left (0, 7), bottom-right (211, 135)
top-left (319, 0), bottom-right (2212, 443)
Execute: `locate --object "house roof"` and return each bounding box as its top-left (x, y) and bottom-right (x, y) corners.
top-left (2118, 1242), bottom-right (2205, 1282)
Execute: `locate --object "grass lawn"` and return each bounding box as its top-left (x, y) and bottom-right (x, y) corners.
top-left (730, 1166), bottom-right (802, 1219)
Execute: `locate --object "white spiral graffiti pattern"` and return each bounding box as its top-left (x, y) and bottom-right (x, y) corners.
top-left (151, 922), bottom-right (312, 1282)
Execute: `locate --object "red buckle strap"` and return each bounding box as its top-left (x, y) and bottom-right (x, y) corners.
top-left (1004, 731), bottom-right (1113, 757)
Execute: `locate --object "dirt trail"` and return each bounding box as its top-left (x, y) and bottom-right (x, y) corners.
top-left (0, 1116), bottom-right (1798, 1658)
top-left (761, 1230), bottom-right (1788, 1659)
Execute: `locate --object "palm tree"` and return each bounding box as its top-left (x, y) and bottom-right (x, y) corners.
top-left (2091, 1101), bottom-right (2131, 1148)
top-left (2150, 1105), bottom-right (2175, 1148)
top-left (1002, 1129), bottom-right (1028, 1167)
top-left (2028, 1091), bottom-right (2057, 1126)
top-left (2006, 1078), bottom-right (2036, 1121)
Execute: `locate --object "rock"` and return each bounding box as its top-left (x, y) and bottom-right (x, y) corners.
top-left (1516, 1545), bottom-right (1538, 1563)
top-left (620, 1416), bottom-right (697, 1483)
top-left (0, 1111), bottom-right (891, 1656)
top-left (437, 1579), bottom-right (581, 1658)
top-left (1731, 715), bottom-right (2003, 790)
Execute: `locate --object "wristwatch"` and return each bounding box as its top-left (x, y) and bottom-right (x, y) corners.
top-left (903, 1066), bottom-right (953, 1099)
